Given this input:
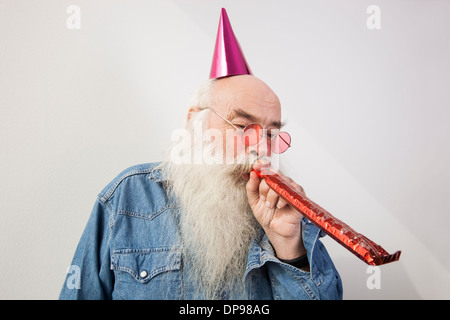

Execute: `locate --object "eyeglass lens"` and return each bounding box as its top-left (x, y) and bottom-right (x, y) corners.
top-left (241, 124), bottom-right (291, 154)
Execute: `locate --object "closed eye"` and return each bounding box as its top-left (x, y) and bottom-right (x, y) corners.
top-left (267, 128), bottom-right (278, 138)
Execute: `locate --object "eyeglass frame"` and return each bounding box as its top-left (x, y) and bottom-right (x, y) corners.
top-left (199, 107), bottom-right (291, 154)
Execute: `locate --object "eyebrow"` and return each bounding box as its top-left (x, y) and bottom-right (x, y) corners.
top-left (229, 107), bottom-right (286, 129)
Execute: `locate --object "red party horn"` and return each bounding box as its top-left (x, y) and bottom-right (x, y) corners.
top-left (254, 169), bottom-right (401, 266)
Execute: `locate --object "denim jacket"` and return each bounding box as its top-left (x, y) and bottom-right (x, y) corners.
top-left (59, 162), bottom-right (343, 300)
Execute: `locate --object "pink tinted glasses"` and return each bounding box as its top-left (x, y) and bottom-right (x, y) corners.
top-left (205, 108), bottom-right (291, 154)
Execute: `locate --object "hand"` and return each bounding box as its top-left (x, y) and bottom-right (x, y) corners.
top-left (245, 163), bottom-right (307, 260)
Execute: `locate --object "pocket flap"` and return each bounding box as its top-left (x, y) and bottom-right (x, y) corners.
top-left (111, 247), bottom-right (181, 283)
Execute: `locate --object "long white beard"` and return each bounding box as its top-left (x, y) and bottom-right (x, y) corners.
top-left (161, 113), bottom-right (261, 299)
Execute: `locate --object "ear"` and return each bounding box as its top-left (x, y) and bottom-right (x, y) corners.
top-left (187, 106), bottom-right (201, 122)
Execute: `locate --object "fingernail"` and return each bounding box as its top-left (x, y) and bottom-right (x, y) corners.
top-left (260, 195), bottom-right (265, 201)
top-left (266, 201), bottom-right (271, 208)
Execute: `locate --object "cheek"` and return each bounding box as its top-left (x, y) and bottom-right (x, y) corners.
top-left (221, 130), bottom-right (245, 159)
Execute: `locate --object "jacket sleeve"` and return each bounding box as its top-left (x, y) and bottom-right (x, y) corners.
top-left (264, 218), bottom-right (343, 300)
top-left (59, 198), bottom-right (114, 300)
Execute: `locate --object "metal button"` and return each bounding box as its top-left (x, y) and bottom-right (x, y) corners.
top-left (139, 270), bottom-right (148, 278)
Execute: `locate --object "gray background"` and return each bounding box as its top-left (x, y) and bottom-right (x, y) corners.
top-left (1, 0), bottom-right (449, 299)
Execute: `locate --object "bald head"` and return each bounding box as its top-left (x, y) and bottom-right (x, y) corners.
top-left (210, 75), bottom-right (281, 127)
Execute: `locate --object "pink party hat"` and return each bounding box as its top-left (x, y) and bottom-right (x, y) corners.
top-left (209, 8), bottom-right (252, 79)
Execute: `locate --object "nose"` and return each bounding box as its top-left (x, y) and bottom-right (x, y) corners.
top-left (246, 135), bottom-right (271, 158)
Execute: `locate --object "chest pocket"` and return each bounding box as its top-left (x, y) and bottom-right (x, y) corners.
top-left (111, 247), bottom-right (182, 300)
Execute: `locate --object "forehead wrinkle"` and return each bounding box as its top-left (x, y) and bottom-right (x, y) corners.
top-left (228, 108), bottom-right (257, 122)
top-left (227, 107), bottom-right (284, 129)
top-left (212, 76), bottom-right (282, 128)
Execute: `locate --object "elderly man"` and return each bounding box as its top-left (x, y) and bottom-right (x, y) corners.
top-left (59, 9), bottom-right (342, 300)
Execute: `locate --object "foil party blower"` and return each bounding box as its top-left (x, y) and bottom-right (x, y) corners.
top-left (254, 169), bottom-right (401, 266)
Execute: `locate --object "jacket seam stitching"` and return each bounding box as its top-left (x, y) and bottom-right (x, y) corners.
top-left (99, 168), bottom-right (154, 204)
top-left (112, 247), bottom-right (181, 255)
top-left (116, 205), bottom-right (177, 221)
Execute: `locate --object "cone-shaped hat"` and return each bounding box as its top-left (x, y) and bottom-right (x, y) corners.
top-left (209, 8), bottom-right (252, 79)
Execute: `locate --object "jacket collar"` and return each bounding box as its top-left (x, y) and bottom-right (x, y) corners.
top-left (147, 163), bottom-right (168, 182)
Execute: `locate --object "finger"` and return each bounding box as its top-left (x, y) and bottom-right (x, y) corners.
top-left (246, 171), bottom-right (262, 206)
top-left (274, 171), bottom-right (306, 196)
top-left (258, 178), bottom-right (271, 202)
top-left (292, 183), bottom-right (306, 195)
top-left (276, 197), bottom-right (288, 209)
top-left (265, 189), bottom-right (279, 209)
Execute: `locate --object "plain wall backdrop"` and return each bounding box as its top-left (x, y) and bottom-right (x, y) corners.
top-left (1, 0), bottom-right (449, 299)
